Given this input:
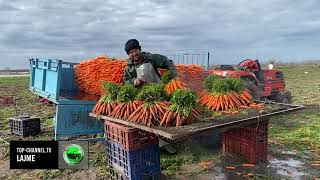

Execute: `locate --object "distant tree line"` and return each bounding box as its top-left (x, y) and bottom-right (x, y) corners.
top-left (0, 69), bottom-right (29, 73)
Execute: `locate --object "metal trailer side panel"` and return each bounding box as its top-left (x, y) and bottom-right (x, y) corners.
top-left (54, 104), bottom-right (104, 140)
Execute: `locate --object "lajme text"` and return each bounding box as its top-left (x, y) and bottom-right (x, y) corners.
top-left (17, 155), bottom-right (35, 162)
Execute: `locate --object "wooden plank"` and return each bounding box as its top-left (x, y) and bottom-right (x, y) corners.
top-left (89, 104), bottom-right (304, 141)
top-left (189, 105), bottom-right (304, 136)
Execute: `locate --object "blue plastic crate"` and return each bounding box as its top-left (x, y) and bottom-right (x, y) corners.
top-left (106, 139), bottom-right (161, 180)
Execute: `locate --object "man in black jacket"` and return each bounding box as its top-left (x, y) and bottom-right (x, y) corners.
top-left (123, 39), bottom-right (177, 153)
top-left (123, 39), bottom-right (176, 86)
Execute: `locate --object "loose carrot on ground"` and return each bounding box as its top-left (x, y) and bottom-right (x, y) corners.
top-left (242, 164), bottom-right (255, 168)
top-left (311, 164), bottom-right (320, 167)
top-left (225, 166), bottom-right (236, 170)
top-left (246, 173), bottom-right (254, 177)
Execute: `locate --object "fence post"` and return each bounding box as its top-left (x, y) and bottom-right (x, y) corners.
top-left (206, 52), bottom-right (210, 70)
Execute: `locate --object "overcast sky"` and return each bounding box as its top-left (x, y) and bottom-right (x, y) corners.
top-left (0, 0), bottom-right (319, 69)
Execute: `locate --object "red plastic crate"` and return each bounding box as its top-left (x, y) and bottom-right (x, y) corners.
top-left (39, 98), bottom-right (53, 106)
top-left (0, 96), bottom-right (13, 106)
top-left (222, 121), bottom-right (268, 163)
top-left (104, 121), bottom-right (158, 151)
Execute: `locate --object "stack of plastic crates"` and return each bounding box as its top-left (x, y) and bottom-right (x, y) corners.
top-left (104, 120), bottom-right (161, 180)
top-left (222, 120), bottom-right (268, 163)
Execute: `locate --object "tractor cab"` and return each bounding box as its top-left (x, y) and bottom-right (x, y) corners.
top-left (238, 59), bottom-right (265, 85)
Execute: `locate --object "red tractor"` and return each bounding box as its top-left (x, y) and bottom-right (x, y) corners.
top-left (208, 59), bottom-right (292, 103)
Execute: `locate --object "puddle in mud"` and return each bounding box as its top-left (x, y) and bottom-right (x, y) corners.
top-left (269, 158), bottom-right (307, 179)
top-left (212, 166), bottom-right (227, 179)
top-left (210, 154), bottom-right (310, 180)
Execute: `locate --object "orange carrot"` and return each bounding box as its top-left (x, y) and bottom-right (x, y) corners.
top-left (246, 173), bottom-right (254, 177)
top-left (242, 164), bottom-right (255, 168)
top-left (165, 111), bottom-right (174, 126)
top-left (225, 166), bottom-right (236, 170)
top-left (176, 113), bottom-right (181, 127)
top-left (155, 103), bottom-right (165, 114)
top-left (216, 95), bottom-right (222, 111)
top-left (311, 164), bottom-right (320, 167)
top-left (160, 110), bottom-right (169, 126)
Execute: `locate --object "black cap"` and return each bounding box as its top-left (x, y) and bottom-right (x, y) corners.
top-left (125, 39), bottom-right (141, 54)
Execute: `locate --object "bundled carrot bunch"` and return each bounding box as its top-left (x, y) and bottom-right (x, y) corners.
top-left (160, 89), bottom-right (200, 127)
top-left (110, 84), bottom-right (142, 120)
top-left (92, 81), bottom-right (119, 115)
top-left (128, 101), bottom-right (171, 127)
top-left (75, 56), bottom-right (127, 96)
top-left (127, 84), bottom-right (170, 127)
top-left (160, 70), bottom-right (187, 95)
top-left (198, 76), bottom-right (263, 111)
top-left (164, 79), bottom-right (187, 95)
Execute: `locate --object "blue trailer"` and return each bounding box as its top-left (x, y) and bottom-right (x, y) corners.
top-left (29, 58), bottom-right (104, 140)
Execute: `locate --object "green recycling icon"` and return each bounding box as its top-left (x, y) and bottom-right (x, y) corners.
top-left (63, 144), bottom-right (84, 165)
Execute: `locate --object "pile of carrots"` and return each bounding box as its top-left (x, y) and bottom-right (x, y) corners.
top-left (159, 64), bottom-right (206, 95)
top-left (76, 58), bottom-right (207, 96)
top-left (75, 56), bottom-right (126, 96)
top-left (175, 64), bottom-right (206, 95)
top-left (176, 64), bottom-right (205, 77)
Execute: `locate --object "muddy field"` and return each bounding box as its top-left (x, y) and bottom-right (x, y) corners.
top-left (0, 63), bottom-right (320, 180)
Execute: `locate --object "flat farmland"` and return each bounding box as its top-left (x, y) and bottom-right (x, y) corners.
top-left (0, 63), bottom-right (319, 179)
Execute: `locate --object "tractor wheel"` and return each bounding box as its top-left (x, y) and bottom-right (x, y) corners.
top-left (274, 91), bottom-right (292, 104)
top-left (243, 80), bottom-right (261, 101)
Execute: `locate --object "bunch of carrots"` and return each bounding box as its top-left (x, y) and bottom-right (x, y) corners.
top-left (126, 84), bottom-right (169, 126)
top-left (75, 56), bottom-right (126, 96)
top-left (128, 101), bottom-right (171, 127)
top-left (92, 95), bottom-right (118, 115)
top-left (160, 107), bottom-right (200, 127)
top-left (160, 89), bottom-right (200, 127)
top-left (164, 79), bottom-right (187, 95)
top-left (92, 81), bottom-right (120, 116)
top-left (110, 100), bottom-right (142, 120)
top-left (109, 84), bottom-right (143, 120)
top-left (199, 76), bottom-right (264, 111)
